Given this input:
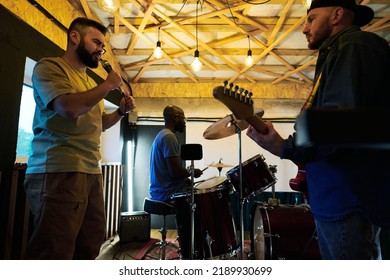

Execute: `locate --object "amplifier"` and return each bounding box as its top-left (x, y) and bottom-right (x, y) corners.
top-left (119, 211), bottom-right (150, 243)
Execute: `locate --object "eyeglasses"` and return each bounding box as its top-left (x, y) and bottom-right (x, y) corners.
top-left (93, 39), bottom-right (106, 55)
top-left (175, 114), bottom-right (187, 122)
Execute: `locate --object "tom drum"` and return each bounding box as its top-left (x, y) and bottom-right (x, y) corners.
top-left (227, 154), bottom-right (276, 199)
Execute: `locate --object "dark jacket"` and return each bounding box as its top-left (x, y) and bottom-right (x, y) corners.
top-left (281, 26), bottom-right (390, 228)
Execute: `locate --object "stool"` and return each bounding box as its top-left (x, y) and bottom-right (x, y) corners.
top-left (142, 198), bottom-right (178, 259)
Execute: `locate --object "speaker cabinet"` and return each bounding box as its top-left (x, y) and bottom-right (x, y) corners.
top-left (119, 211), bottom-right (150, 243)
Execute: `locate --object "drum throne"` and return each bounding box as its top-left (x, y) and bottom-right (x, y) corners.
top-left (142, 198), bottom-right (179, 259)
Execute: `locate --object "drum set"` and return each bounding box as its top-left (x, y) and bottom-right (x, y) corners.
top-left (171, 111), bottom-right (320, 260)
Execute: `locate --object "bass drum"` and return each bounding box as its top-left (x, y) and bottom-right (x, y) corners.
top-left (251, 202), bottom-right (321, 260)
top-left (172, 176), bottom-right (238, 259)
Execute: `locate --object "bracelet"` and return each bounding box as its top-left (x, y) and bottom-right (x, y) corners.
top-left (116, 108), bottom-right (126, 117)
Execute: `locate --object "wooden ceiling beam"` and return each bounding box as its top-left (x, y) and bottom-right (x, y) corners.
top-left (152, 6), bottom-right (257, 83)
top-left (126, 2), bottom-right (156, 55)
top-left (203, 0), bottom-right (312, 84)
top-left (267, 0), bottom-right (294, 45)
top-left (272, 57), bottom-right (317, 84)
top-left (115, 12), bottom-right (199, 82)
top-left (115, 48), bottom-right (316, 56)
top-left (228, 15), bottom-right (307, 84)
top-left (124, 64), bottom-right (315, 72)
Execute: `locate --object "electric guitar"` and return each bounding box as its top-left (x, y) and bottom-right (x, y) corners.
top-left (212, 81), bottom-right (267, 134)
top-left (213, 81), bottom-right (308, 198)
top-left (288, 163), bottom-right (308, 199)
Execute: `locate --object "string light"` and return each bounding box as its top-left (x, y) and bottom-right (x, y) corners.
top-left (97, 0), bottom-right (120, 13)
top-left (154, 27), bottom-right (163, 59)
top-left (191, 1), bottom-right (202, 71)
top-left (245, 35), bottom-right (253, 66)
top-left (191, 50), bottom-right (202, 71)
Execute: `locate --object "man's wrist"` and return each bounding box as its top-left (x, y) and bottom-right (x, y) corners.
top-left (116, 108), bottom-right (126, 117)
top-left (186, 166), bottom-right (192, 177)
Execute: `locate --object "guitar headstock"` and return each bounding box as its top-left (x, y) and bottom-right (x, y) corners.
top-left (213, 81), bottom-right (254, 120)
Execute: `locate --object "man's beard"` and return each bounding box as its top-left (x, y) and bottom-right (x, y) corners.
top-left (76, 39), bottom-right (99, 68)
top-left (176, 124), bottom-right (185, 133)
top-left (308, 22), bottom-right (332, 50)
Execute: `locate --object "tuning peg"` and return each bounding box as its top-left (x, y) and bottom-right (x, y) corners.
top-left (244, 90), bottom-right (249, 103)
top-left (229, 83), bottom-right (234, 96)
top-left (222, 80), bottom-right (229, 95)
top-left (239, 88), bottom-right (245, 101)
top-left (234, 85), bottom-right (239, 99)
top-left (247, 92), bottom-right (253, 105)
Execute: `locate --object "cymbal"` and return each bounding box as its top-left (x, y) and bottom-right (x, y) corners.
top-left (203, 108), bottom-right (264, 140)
top-left (208, 162), bottom-right (234, 168)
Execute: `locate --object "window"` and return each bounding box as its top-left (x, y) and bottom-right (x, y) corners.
top-left (16, 85), bottom-right (35, 163)
top-left (16, 57), bottom-right (36, 163)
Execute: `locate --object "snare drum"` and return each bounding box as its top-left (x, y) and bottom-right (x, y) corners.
top-left (172, 176), bottom-right (238, 259)
top-left (250, 202), bottom-right (321, 260)
top-left (227, 154), bottom-right (276, 199)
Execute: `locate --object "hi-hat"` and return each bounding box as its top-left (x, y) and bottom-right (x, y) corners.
top-left (203, 108), bottom-right (264, 140)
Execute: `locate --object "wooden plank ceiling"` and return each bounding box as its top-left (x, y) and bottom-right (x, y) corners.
top-left (68, 0), bottom-right (389, 84)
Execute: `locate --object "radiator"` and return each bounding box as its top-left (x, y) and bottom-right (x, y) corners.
top-left (101, 163), bottom-right (123, 240)
top-left (0, 163), bottom-right (31, 260)
top-left (0, 163), bottom-right (123, 259)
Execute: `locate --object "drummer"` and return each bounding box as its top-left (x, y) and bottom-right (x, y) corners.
top-left (149, 105), bottom-right (203, 202)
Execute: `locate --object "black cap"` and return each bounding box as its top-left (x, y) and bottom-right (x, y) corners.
top-left (308, 0), bottom-right (374, 26)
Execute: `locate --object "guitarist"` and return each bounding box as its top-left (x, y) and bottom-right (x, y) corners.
top-left (246, 0), bottom-right (390, 260)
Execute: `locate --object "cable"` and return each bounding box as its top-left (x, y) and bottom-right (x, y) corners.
top-left (242, 0), bottom-right (272, 4)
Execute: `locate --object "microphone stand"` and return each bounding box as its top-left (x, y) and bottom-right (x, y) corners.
top-left (188, 161), bottom-right (196, 260)
top-left (230, 117), bottom-right (245, 260)
top-left (180, 143), bottom-right (202, 260)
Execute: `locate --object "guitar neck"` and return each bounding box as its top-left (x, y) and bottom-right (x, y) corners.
top-left (246, 114), bottom-right (267, 134)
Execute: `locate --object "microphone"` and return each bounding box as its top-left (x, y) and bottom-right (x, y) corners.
top-left (100, 59), bottom-right (133, 97)
top-left (100, 59), bottom-right (125, 97)
top-left (100, 59), bottom-right (113, 73)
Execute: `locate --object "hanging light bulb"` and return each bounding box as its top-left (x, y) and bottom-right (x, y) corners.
top-left (191, 50), bottom-right (202, 71)
top-left (302, 0), bottom-right (312, 9)
top-left (191, 1), bottom-right (202, 72)
top-left (245, 36), bottom-right (253, 66)
top-left (154, 28), bottom-right (162, 59)
top-left (245, 49), bottom-right (253, 66)
top-left (97, 0), bottom-right (120, 13)
top-left (154, 41), bottom-right (162, 59)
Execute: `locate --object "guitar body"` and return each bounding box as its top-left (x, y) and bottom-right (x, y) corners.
top-left (289, 163), bottom-right (309, 201)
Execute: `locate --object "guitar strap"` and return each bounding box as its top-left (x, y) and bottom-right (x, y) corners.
top-left (301, 72), bottom-right (322, 111)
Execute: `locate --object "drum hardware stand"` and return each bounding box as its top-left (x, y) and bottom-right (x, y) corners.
top-left (205, 231), bottom-right (214, 259)
top-left (229, 116), bottom-right (245, 260)
top-left (181, 144), bottom-right (203, 260)
top-left (217, 158), bottom-right (223, 176)
top-left (267, 183), bottom-right (279, 207)
top-left (267, 166), bottom-right (279, 207)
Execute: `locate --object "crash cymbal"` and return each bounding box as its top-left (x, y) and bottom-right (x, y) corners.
top-left (208, 162), bottom-right (234, 168)
top-left (203, 108), bottom-right (264, 140)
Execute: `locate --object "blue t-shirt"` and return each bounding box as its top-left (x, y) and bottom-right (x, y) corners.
top-left (149, 129), bottom-right (186, 202)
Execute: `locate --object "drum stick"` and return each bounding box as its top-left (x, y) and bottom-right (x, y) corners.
top-left (202, 167), bottom-right (209, 172)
